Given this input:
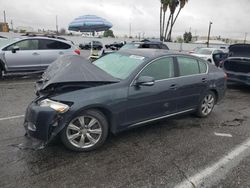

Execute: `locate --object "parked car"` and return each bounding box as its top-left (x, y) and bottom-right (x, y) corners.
top-left (24, 49), bottom-right (226, 151)
top-left (105, 41), bottom-right (126, 50)
top-left (120, 41), bottom-right (169, 50)
top-left (192, 48), bottom-right (225, 65)
top-left (189, 47), bottom-right (202, 54)
top-left (0, 37), bottom-right (80, 78)
top-left (220, 44), bottom-right (250, 85)
top-left (79, 41), bottom-right (103, 50)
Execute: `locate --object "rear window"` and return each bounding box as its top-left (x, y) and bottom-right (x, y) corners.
top-left (199, 61), bottom-right (208, 73)
top-left (39, 39), bottom-right (71, 50)
top-left (177, 57), bottom-right (200, 76)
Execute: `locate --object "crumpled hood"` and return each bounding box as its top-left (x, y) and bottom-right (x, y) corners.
top-left (229, 44), bottom-right (250, 58)
top-left (36, 55), bottom-right (120, 91)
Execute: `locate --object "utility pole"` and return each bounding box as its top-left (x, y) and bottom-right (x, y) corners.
top-left (129, 22), bottom-right (131, 37)
top-left (56, 15), bottom-right (58, 35)
top-left (3, 10), bottom-right (6, 23)
top-left (244, 32), bottom-right (248, 44)
top-left (10, 20), bottom-right (13, 31)
top-left (207, 21), bottom-right (213, 47)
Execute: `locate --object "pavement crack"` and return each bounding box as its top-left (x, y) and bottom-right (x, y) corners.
top-left (172, 161), bottom-right (196, 188)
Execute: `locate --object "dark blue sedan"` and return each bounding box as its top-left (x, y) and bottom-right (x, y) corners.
top-left (24, 49), bottom-right (227, 151)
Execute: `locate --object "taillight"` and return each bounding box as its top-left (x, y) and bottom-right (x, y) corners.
top-left (74, 49), bottom-right (81, 55)
top-left (224, 73), bottom-right (228, 80)
top-left (219, 60), bottom-right (224, 68)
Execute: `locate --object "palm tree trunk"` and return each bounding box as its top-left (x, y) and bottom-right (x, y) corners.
top-left (162, 11), bottom-right (166, 41)
top-left (164, 13), bottom-right (172, 41)
top-left (167, 8), bottom-right (181, 41)
top-left (160, 5), bottom-right (163, 41)
top-left (167, 12), bottom-right (175, 41)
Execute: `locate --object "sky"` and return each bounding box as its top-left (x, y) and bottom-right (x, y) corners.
top-left (0, 0), bottom-right (250, 40)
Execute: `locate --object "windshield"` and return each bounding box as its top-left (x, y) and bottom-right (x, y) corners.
top-left (93, 53), bottom-right (145, 79)
top-left (196, 48), bottom-right (213, 55)
top-left (120, 43), bottom-right (140, 50)
top-left (0, 39), bottom-right (16, 48)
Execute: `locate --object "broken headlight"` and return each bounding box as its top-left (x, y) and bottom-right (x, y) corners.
top-left (39, 99), bottom-right (69, 113)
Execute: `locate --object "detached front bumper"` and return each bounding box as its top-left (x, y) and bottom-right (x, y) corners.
top-left (24, 102), bottom-right (60, 142)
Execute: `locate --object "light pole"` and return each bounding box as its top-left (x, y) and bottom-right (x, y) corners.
top-left (207, 21), bottom-right (213, 47)
top-left (56, 15), bottom-right (58, 35)
top-left (244, 32), bottom-right (248, 44)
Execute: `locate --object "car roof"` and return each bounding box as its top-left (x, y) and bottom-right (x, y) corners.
top-left (131, 41), bottom-right (163, 45)
top-left (118, 48), bottom-right (184, 59)
top-left (19, 36), bottom-right (73, 45)
top-left (198, 47), bottom-right (221, 51)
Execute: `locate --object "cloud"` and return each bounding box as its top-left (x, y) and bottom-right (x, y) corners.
top-left (0, 0), bottom-right (249, 39)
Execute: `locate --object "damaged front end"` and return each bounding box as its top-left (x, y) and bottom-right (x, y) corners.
top-left (23, 98), bottom-right (69, 149)
top-left (23, 55), bottom-right (119, 149)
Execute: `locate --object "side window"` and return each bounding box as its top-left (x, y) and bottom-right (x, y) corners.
top-left (140, 57), bottom-right (174, 80)
top-left (199, 61), bottom-right (208, 73)
top-left (6, 39), bottom-right (39, 50)
top-left (39, 39), bottom-right (71, 50)
top-left (177, 57), bottom-right (200, 76)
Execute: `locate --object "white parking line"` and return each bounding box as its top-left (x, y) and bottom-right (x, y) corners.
top-left (214, 132), bottom-right (233, 137)
top-left (175, 138), bottom-right (250, 188)
top-left (0, 82), bottom-right (34, 86)
top-left (0, 115), bottom-right (25, 121)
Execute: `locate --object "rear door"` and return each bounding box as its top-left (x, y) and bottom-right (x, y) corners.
top-left (125, 57), bottom-right (178, 126)
top-left (38, 39), bottom-right (72, 68)
top-left (175, 56), bottom-right (209, 111)
top-left (4, 39), bottom-right (41, 71)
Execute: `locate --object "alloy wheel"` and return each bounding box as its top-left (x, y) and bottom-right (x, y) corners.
top-left (201, 94), bottom-right (215, 116)
top-left (66, 115), bottom-right (102, 149)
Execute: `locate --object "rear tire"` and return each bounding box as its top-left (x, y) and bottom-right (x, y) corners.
top-left (196, 91), bottom-right (216, 118)
top-left (60, 109), bottom-right (109, 152)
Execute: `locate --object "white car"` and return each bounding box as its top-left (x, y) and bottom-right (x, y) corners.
top-left (192, 48), bottom-right (224, 65)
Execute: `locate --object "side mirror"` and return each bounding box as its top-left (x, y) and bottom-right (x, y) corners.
top-left (135, 76), bottom-right (155, 86)
top-left (11, 46), bottom-right (20, 53)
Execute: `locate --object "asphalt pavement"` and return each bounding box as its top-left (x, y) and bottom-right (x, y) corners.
top-left (0, 75), bottom-right (250, 188)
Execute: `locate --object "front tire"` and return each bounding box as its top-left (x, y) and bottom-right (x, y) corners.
top-left (196, 91), bottom-right (216, 118)
top-left (61, 110), bottom-right (109, 152)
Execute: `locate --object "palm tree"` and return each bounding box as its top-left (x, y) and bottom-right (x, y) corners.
top-left (165, 0), bottom-right (179, 41)
top-left (160, 1), bottom-right (163, 40)
top-left (167, 0), bottom-right (188, 41)
top-left (160, 0), bottom-right (170, 41)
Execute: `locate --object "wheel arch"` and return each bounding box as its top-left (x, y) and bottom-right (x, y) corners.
top-left (209, 89), bottom-right (218, 103)
top-left (71, 105), bottom-right (116, 133)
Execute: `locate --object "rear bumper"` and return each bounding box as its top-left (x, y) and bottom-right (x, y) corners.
top-left (225, 71), bottom-right (250, 85)
top-left (24, 102), bottom-right (59, 142)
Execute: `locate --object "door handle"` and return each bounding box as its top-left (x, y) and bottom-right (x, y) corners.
top-left (170, 84), bottom-right (178, 90)
top-left (32, 52), bottom-right (39, 56)
top-left (202, 78), bottom-right (207, 83)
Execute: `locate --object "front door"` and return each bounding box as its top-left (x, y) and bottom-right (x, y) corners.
top-left (125, 57), bottom-right (178, 126)
top-left (4, 39), bottom-right (41, 71)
